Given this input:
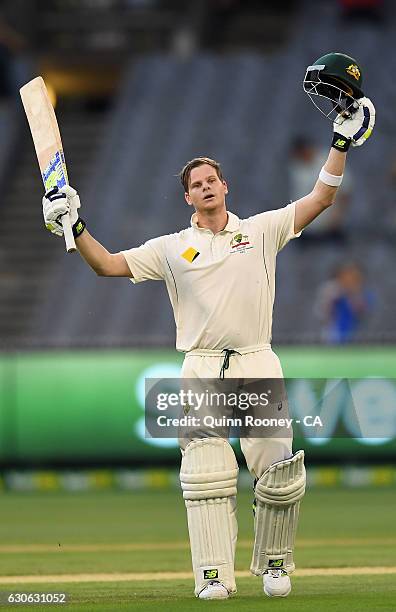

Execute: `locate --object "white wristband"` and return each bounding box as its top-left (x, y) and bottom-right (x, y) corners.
top-left (319, 166), bottom-right (343, 187)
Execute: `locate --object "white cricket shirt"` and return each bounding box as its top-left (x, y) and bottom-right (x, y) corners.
top-left (122, 202), bottom-right (300, 352)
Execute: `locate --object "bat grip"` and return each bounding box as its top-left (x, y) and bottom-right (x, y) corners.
top-left (61, 214), bottom-right (77, 253)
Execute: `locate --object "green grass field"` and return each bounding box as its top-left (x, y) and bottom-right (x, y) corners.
top-left (0, 488), bottom-right (395, 610)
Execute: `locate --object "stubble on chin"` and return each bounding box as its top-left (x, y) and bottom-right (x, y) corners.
top-left (199, 197), bottom-right (220, 211)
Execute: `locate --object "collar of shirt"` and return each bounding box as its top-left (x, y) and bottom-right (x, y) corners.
top-left (190, 211), bottom-right (240, 233)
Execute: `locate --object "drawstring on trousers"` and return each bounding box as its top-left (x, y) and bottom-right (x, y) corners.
top-left (219, 349), bottom-right (241, 379)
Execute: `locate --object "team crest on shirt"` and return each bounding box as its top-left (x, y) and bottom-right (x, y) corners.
top-left (229, 233), bottom-right (253, 254)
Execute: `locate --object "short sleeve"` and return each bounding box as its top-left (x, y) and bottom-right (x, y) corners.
top-left (121, 236), bottom-right (165, 283)
top-left (249, 202), bottom-right (301, 252)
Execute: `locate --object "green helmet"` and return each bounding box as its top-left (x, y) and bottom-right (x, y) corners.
top-left (303, 52), bottom-right (364, 121)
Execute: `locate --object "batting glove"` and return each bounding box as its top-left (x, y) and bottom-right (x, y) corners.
top-left (332, 96), bottom-right (375, 152)
top-left (42, 185), bottom-right (81, 237)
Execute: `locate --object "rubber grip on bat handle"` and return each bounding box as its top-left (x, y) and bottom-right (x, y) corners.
top-left (62, 214), bottom-right (77, 253)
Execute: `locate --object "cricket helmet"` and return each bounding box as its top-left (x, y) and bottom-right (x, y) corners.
top-left (303, 52), bottom-right (364, 121)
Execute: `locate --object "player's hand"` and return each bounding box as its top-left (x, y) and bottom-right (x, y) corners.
top-left (332, 97), bottom-right (375, 152)
top-left (42, 185), bottom-right (81, 236)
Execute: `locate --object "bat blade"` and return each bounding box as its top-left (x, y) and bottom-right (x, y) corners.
top-left (20, 76), bottom-right (76, 253)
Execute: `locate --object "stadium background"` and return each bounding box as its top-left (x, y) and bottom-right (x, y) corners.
top-left (0, 0), bottom-right (395, 609)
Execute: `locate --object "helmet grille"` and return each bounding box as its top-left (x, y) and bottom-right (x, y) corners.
top-left (303, 66), bottom-right (360, 122)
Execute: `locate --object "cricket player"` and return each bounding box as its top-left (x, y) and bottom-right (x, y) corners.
top-left (42, 54), bottom-right (374, 599)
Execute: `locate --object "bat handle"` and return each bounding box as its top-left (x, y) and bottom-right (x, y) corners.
top-left (61, 214), bottom-right (77, 253)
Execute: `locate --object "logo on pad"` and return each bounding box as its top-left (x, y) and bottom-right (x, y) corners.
top-left (203, 569), bottom-right (219, 580)
top-left (269, 559), bottom-right (284, 568)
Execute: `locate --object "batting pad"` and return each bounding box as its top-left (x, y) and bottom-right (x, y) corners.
top-left (180, 438), bottom-right (239, 596)
top-left (250, 450), bottom-right (306, 575)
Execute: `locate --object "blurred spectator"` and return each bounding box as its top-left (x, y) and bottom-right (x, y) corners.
top-left (383, 155), bottom-right (396, 236)
top-left (315, 262), bottom-right (375, 344)
top-left (289, 136), bottom-right (352, 244)
top-left (201, 0), bottom-right (239, 49)
top-left (0, 12), bottom-right (26, 101)
top-left (338, 0), bottom-right (384, 23)
top-left (171, 2), bottom-right (202, 58)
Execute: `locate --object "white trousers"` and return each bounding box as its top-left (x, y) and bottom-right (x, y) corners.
top-left (180, 344), bottom-right (293, 479)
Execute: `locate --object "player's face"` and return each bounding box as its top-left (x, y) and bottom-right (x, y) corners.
top-left (185, 164), bottom-right (228, 211)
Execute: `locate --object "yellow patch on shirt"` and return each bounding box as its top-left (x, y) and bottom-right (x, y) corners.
top-left (181, 247), bottom-right (200, 263)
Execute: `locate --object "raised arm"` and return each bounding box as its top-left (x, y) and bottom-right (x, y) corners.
top-left (294, 148), bottom-right (346, 234)
top-left (74, 230), bottom-right (132, 277)
top-left (42, 185), bottom-right (132, 277)
top-left (294, 96), bottom-right (375, 234)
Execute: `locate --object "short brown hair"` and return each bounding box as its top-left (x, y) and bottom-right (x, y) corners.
top-left (179, 157), bottom-right (224, 192)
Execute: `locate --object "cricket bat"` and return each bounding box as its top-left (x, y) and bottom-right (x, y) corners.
top-left (20, 76), bottom-right (76, 253)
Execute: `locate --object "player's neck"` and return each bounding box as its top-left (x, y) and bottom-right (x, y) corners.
top-left (195, 208), bottom-right (228, 234)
